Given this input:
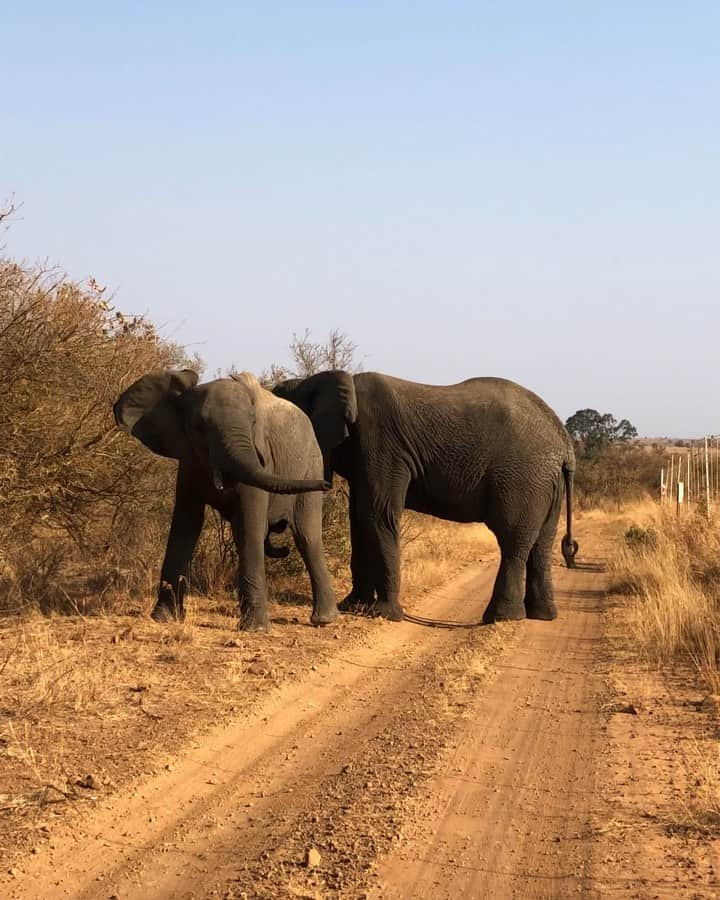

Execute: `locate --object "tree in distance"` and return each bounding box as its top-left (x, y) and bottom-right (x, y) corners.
top-left (565, 409), bottom-right (638, 460)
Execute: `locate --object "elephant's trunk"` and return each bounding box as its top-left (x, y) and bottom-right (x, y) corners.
top-left (213, 432), bottom-right (329, 496)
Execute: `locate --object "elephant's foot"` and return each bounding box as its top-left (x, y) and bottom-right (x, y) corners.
top-left (524, 598), bottom-right (558, 621)
top-left (238, 608), bottom-right (270, 632)
top-left (481, 598), bottom-right (526, 625)
top-left (151, 600), bottom-right (184, 622)
top-left (152, 579), bottom-right (186, 622)
top-left (337, 593), bottom-right (402, 621)
top-left (370, 599), bottom-right (404, 622)
top-left (338, 589), bottom-right (375, 613)
top-left (311, 603), bottom-right (339, 627)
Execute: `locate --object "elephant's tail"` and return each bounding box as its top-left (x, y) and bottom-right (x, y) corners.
top-left (561, 462), bottom-right (578, 568)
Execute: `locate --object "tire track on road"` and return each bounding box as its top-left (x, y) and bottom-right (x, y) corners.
top-left (372, 531), bottom-right (611, 900)
top-left (5, 560), bottom-right (510, 899)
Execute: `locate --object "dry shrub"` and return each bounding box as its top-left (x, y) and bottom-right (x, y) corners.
top-left (0, 260), bottom-right (191, 613)
top-left (574, 443), bottom-right (667, 510)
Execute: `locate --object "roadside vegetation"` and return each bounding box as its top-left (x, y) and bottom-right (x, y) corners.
top-left (608, 504), bottom-right (720, 829)
top-left (612, 508), bottom-right (720, 673)
top-left (565, 406), bottom-right (665, 509)
top-left (567, 406), bottom-right (720, 829)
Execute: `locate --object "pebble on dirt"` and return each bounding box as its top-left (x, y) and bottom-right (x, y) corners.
top-left (305, 847), bottom-right (322, 868)
top-left (77, 774), bottom-right (100, 790)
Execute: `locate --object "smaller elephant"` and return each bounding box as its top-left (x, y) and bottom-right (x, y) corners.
top-left (113, 369), bottom-right (338, 630)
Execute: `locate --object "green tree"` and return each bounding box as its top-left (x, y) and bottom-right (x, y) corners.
top-left (565, 409), bottom-right (638, 459)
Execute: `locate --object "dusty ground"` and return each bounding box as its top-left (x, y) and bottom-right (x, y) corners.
top-left (1, 515), bottom-right (719, 898)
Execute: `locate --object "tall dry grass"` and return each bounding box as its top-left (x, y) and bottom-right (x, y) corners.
top-left (610, 502), bottom-right (720, 671)
top-left (610, 501), bottom-right (720, 829)
top-left (400, 513), bottom-right (497, 600)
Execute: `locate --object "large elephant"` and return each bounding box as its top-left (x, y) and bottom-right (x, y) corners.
top-left (273, 371), bottom-right (578, 624)
top-left (113, 369), bottom-right (338, 630)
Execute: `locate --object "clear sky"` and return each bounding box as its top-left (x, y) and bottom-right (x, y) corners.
top-left (2, 3), bottom-right (718, 436)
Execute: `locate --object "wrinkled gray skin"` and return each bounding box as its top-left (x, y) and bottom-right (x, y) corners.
top-left (113, 369), bottom-right (337, 631)
top-left (273, 371), bottom-right (578, 624)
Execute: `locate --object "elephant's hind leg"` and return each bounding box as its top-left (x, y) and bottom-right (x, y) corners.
top-left (482, 537), bottom-right (533, 624)
top-left (524, 517), bottom-right (559, 621)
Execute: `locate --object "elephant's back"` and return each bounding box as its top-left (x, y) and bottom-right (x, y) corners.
top-left (354, 372), bottom-right (570, 459)
top-left (266, 395), bottom-right (325, 481)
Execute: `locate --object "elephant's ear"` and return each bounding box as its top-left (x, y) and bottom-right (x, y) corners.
top-left (113, 369), bottom-right (199, 459)
top-left (274, 370), bottom-right (357, 462)
top-left (308, 370), bottom-right (358, 460)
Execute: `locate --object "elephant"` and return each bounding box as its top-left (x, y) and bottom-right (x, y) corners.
top-left (273, 371), bottom-right (578, 624)
top-left (113, 369), bottom-right (338, 630)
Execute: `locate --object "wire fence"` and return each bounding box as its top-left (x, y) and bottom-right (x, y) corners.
top-left (661, 437), bottom-right (720, 515)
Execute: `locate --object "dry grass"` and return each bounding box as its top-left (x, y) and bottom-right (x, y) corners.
top-left (609, 499), bottom-right (720, 829)
top-left (400, 513), bottom-right (497, 598)
top-left (0, 511), bottom-right (493, 857)
top-left (677, 736), bottom-right (720, 833)
top-left (609, 500), bottom-right (720, 667)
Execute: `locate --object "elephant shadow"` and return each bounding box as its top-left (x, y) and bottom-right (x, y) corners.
top-left (572, 561), bottom-right (606, 574)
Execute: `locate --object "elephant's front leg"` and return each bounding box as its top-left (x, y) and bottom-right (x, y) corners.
top-left (355, 480), bottom-right (407, 622)
top-left (153, 486), bottom-right (205, 622)
top-left (231, 488), bottom-right (271, 631)
top-left (292, 495), bottom-right (338, 626)
top-left (338, 486), bottom-right (378, 612)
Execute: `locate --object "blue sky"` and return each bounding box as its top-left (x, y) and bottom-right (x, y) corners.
top-left (2, 2), bottom-right (718, 435)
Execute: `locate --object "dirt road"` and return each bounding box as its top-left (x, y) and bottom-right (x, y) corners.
top-left (4, 519), bottom-right (715, 898)
top-left (373, 558), bottom-right (607, 899)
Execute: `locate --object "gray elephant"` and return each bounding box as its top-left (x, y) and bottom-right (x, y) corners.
top-left (273, 371), bottom-right (578, 624)
top-left (113, 369), bottom-right (338, 630)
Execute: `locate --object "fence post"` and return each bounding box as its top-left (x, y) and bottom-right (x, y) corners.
top-left (705, 436), bottom-right (712, 516)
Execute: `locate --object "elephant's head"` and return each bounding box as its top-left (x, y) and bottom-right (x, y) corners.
top-left (272, 370), bottom-right (357, 478)
top-left (113, 369), bottom-right (330, 495)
